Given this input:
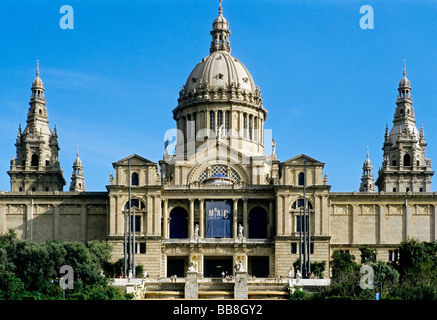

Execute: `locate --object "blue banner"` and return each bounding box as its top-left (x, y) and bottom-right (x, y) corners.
top-left (205, 200), bottom-right (232, 238)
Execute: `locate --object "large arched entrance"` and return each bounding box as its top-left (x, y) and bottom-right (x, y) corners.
top-left (248, 206), bottom-right (268, 239)
top-left (169, 207), bottom-right (188, 239)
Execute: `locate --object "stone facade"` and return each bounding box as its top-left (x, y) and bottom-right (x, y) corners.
top-left (1, 2), bottom-right (436, 283)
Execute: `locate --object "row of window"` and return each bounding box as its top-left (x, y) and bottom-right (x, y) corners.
top-left (392, 187), bottom-right (424, 192)
top-left (123, 242), bottom-right (146, 254)
top-left (179, 111), bottom-right (262, 141)
top-left (332, 249), bottom-right (399, 262)
top-left (390, 154), bottom-right (419, 167)
top-left (291, 242), bottom-right (314, 254)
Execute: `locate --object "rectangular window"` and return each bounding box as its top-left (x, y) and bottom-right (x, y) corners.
top-left (389, 250), bottom-right (399, 262)
top-left (296, 216), bottom-right (309, 233)
top-left (139, 243), bottom-right (146, 254)
top-left (130, 216), bottom-right (141, 232)
top-left (291, 243), bottom-right (297, 254)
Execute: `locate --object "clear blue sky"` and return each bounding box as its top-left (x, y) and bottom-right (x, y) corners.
top-left (1, 0), bottom-right (437, 192)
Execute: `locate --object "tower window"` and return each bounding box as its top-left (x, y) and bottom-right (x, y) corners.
top-left (225, 111), bottom-right (230, 134)
top-left (45, 160), bottom-right (50, 166)
top-left (210, 111), bottom-right (215, 136)
top-left (31, 154), bottom-right (39, 167)
top-left (217, 110), bottom-right (223, 129)
top-left (403, 154), bottom-right (411, 166)
top-left (131, 172), bottom-right (139, 186)
top-left (417, 160), bottom-right (420, 166)
top-left (298, 172), bottom-right (305, 186)
top-left (392, 160), bottom-right (397, 166)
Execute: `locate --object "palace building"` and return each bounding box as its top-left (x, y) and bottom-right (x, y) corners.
top-left (1, 2), bottom-right (436, 281)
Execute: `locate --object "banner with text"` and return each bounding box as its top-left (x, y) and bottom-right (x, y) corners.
top-left (205, 200), bottom-right (232, 238)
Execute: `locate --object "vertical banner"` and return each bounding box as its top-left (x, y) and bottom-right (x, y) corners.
top-left (206, 200), bottom-right (232, 238)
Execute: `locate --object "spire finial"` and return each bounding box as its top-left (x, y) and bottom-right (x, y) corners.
top-left (403, 59), bottom-right (406, 77)
top-left (367, 145), bottom-right (369, 159)
top-left (36, 60), bottom-right (40, 77)
top-left (77, 144), bottom-right (79, 157)
top-left (219, 0), bottom-right (223, 14)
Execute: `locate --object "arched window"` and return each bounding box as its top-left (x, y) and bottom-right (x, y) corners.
top-left (131, 172), bottom-right (139, 186)
top-left (225, 111), bottom-right (230, 134)
top-left (217, 110), bottom-right (223, 129)
top-left (124, 199), bottom-right (146, 210)
top-left (291, 199), bottom-right (313, 210)
top-left (169, 207), bottom-right (188, 239)
top-left (248, 207), bottom-right (268, 239)
top-left (243, 114), bottom-right (247, 138)
top-left (403, 154), bottom-right (411, 166)
top-left (31, 154), bottom-right (39, 167)
top-left (210, 111), bottom-right (215, 136)
top-left (298, 172), bottom-right (305, 186)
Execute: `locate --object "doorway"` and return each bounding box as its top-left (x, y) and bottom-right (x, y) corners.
top-left (167, 256), bottom-right (187, 277)
top-left (248, 256), bottom-right (269, 277)
top-left (203, 256), bottom-right (233, 277)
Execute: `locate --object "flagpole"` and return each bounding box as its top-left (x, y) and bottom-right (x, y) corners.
top-left (128, 159), bottom-right (132, 276)
top-left (133, 206), bottom-right (136, 278)
top-left (124, 208), bottom-right (127, 277)
top-left (303, 159), bottom-right (307, 278)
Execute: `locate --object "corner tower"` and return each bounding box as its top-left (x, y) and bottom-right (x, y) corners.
top-left (376, 63), bottom-right (433, 192)
top-left (8, 62), bottom-right (66, 192)
top-left (359, 147), bottom-right (375, 192)
top-left (69, 147), bottom-right (86, 192)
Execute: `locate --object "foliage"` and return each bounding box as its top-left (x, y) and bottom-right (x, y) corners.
top-left (290, 287), bottom-right (308, 300)
top-left (292, 258), bottom-right (326, 279)
top-left (359, 245), bottom-right (377, 264)
top-left (0, 229), bottom-right (131, 300)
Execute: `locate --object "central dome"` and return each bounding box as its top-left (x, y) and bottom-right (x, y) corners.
top-left (184, 51), bottom-right (257, 94)
top-left (175, 1), bottom-right (263, 110)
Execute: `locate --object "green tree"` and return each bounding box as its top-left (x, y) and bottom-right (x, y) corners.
top-left (359, 245), bottom-right (377, 264)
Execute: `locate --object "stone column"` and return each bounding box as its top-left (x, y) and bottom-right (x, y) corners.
top-left (0, 206), bottom-right (5, 235)
top-left (199, 199), bottom-right (205, 238)
top-left (243, 199), bottom-right (248, 238)
top-left (351, 205), bottom-right (358, 244)
top-left (26, 201), bottom-right (33, 241)
top-left (154, 195), bottom-right (161, 235)
top-left (233, 198), bottom-right (238, 239)
top-left (109, 195), bottom-right (116, 235)
top-left (189, 199), bottom-right (195, 239)
top-left (162, 199), bottom-right (168, 239)
top-left (81, 205), bottom-right (87, 242)
top-left (268, 200), bottom-right (273, 238)
top-left (234, 271), bottom-right (248, 299)
top-left (378, 204), bottom-right (386, 244)
top-left (276, 195), bottom-right (283, 236)
top-left (185, 270), bottom-right (198, 299)
top-left (404, 199), bottom-right (411, 241)
top-left (53, 205), bottom-right (60, 239)
top-left (432, 205), bottom-right (437, 242)
top-left (284, 195), bottom-right (290, 235)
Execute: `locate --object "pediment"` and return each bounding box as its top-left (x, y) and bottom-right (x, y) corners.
top-left (112, 154), bottom-right (156, 168)
top-left (282, 154), bottom-right (324, 166)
